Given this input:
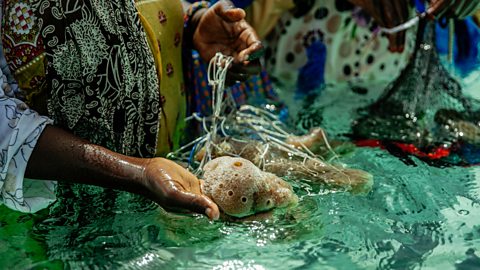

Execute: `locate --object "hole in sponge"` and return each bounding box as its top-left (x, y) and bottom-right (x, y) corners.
top-left (266, 199), bottom-right (271, 206)
top-left (233, 161), bottom-right (243, 167)
top-left (219, 183), bottom-right (224, 188)
top-left (241, 196), bottom-right (248, 203)
top-left (228, 190), bottom-right (234, 196)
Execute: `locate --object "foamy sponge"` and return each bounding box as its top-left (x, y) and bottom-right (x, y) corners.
top-left (202, 156), bottom-right (298, 217)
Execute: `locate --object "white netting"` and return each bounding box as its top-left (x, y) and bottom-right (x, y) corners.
top-left (167, 53), bottom-right (364, 189)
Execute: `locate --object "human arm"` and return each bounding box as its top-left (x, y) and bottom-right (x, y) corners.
top-left (24, 125), bottom-right (220, 220)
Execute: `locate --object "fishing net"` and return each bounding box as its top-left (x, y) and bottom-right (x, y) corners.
top-left (168, 53), bottom-right (371, 192)
top-left (352, 19), bottom-right (480, 164)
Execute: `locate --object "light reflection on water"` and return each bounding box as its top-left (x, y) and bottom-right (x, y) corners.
top-left (21, 147), bottom-right (477, 270)
top-left (1, 80), bottom-right (480, 269)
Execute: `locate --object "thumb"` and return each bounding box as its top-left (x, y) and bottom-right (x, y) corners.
top-left (214, 0), bottom-right (246, 23)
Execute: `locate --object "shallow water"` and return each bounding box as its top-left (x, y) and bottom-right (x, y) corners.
top-left (2, 76), bottom-right (480, 269)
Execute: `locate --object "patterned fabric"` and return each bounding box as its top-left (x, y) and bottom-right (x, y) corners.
top-left (136, 0), bottom-right (187, 156)
top-left (265, 0), bottom-right (417, 90)
top-left (185, 49), bottom-right (279, 118)
top-left (30, 0), bottom-right (161, 157)
top-left (187, 0), bottom-right (253, 9)
top-left (0, 34), bottom-right (20, 97)
top-left (2, 0), bottom-right (47, 105)
top-left (0, 65), bottom-right (55, 213)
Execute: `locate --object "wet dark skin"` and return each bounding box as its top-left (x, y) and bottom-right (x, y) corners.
top-left (25, 126), bottom-right (221, 220)
top-left (187, 0), bottom-right (263, 83)
top-left (348, 0), bottom-right (480, 53)
top-left (24, 1), bottom-right (264, 220)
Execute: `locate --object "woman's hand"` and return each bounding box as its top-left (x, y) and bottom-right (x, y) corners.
top-left (192, 1), bottom-right (263, 82)
top-left (26, 126), bottom-right (220, 220)
top-left (142, 158), bottom-right (220, 220)
top-left (427, 0), bottom-right (480, 19)
top-left (349, 0), bottom-right (411, 53)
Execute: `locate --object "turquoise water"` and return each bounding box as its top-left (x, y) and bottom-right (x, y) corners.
top-left (2, 78), bottom-right (480, 269)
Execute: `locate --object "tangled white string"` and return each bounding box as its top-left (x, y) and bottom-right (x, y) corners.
top-left (379, 16), bottom-right (420, 34)
top-left (170, 52), bottom-right (347, 183)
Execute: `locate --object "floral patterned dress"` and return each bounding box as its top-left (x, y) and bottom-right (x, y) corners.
top-left (0, 0), bottom-right (191, 212)
top-left (2, 0), bottom-right (161, 158)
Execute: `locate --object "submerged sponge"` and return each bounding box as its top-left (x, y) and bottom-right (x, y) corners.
top-left (202, 156), bottom-right (298, 217)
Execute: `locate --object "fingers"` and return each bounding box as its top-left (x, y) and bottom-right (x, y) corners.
top-left (237, 38), bottom-right (263, 63)
top-left (225, 59), bottom-right (261, 85)
top-left (230, 59), bottom-right (262, 75)
top-left (196, 1), bottom-right (261, 65)
top-left (227, 19), bottom-right (262, 63)
top-left (170, 190), bottom-right (220, 220)
top-left (213, 0), bottom-right (246, 23)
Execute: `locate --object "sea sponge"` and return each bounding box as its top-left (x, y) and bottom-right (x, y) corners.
top-left (202, 156), bottom-right (298, 217)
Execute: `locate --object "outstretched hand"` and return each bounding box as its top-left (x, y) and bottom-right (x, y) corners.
top-left (193, 1), bottom-right (263, 83)
top-left (143, 158), bottom-right (220, 220)
top-left (349, 0), bottom-right (411, 53)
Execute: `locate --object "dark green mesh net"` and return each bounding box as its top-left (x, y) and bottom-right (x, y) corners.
top-left (352, 19), bottom-right (480, 149)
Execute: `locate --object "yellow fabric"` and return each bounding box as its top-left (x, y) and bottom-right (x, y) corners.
top-left (474, 10), bottom-right (480, 27)
top-left (14, 53), bottom-right (47, 106)
top-left (245, 0), bottom-right (294, 39)
top-left (136, 0), bottom-right (187, 157)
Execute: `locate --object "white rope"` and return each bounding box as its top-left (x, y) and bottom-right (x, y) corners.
top-left (169, 52), bottom-right (348, 184)
top-left (379, 16), bottom-right (420, 34)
